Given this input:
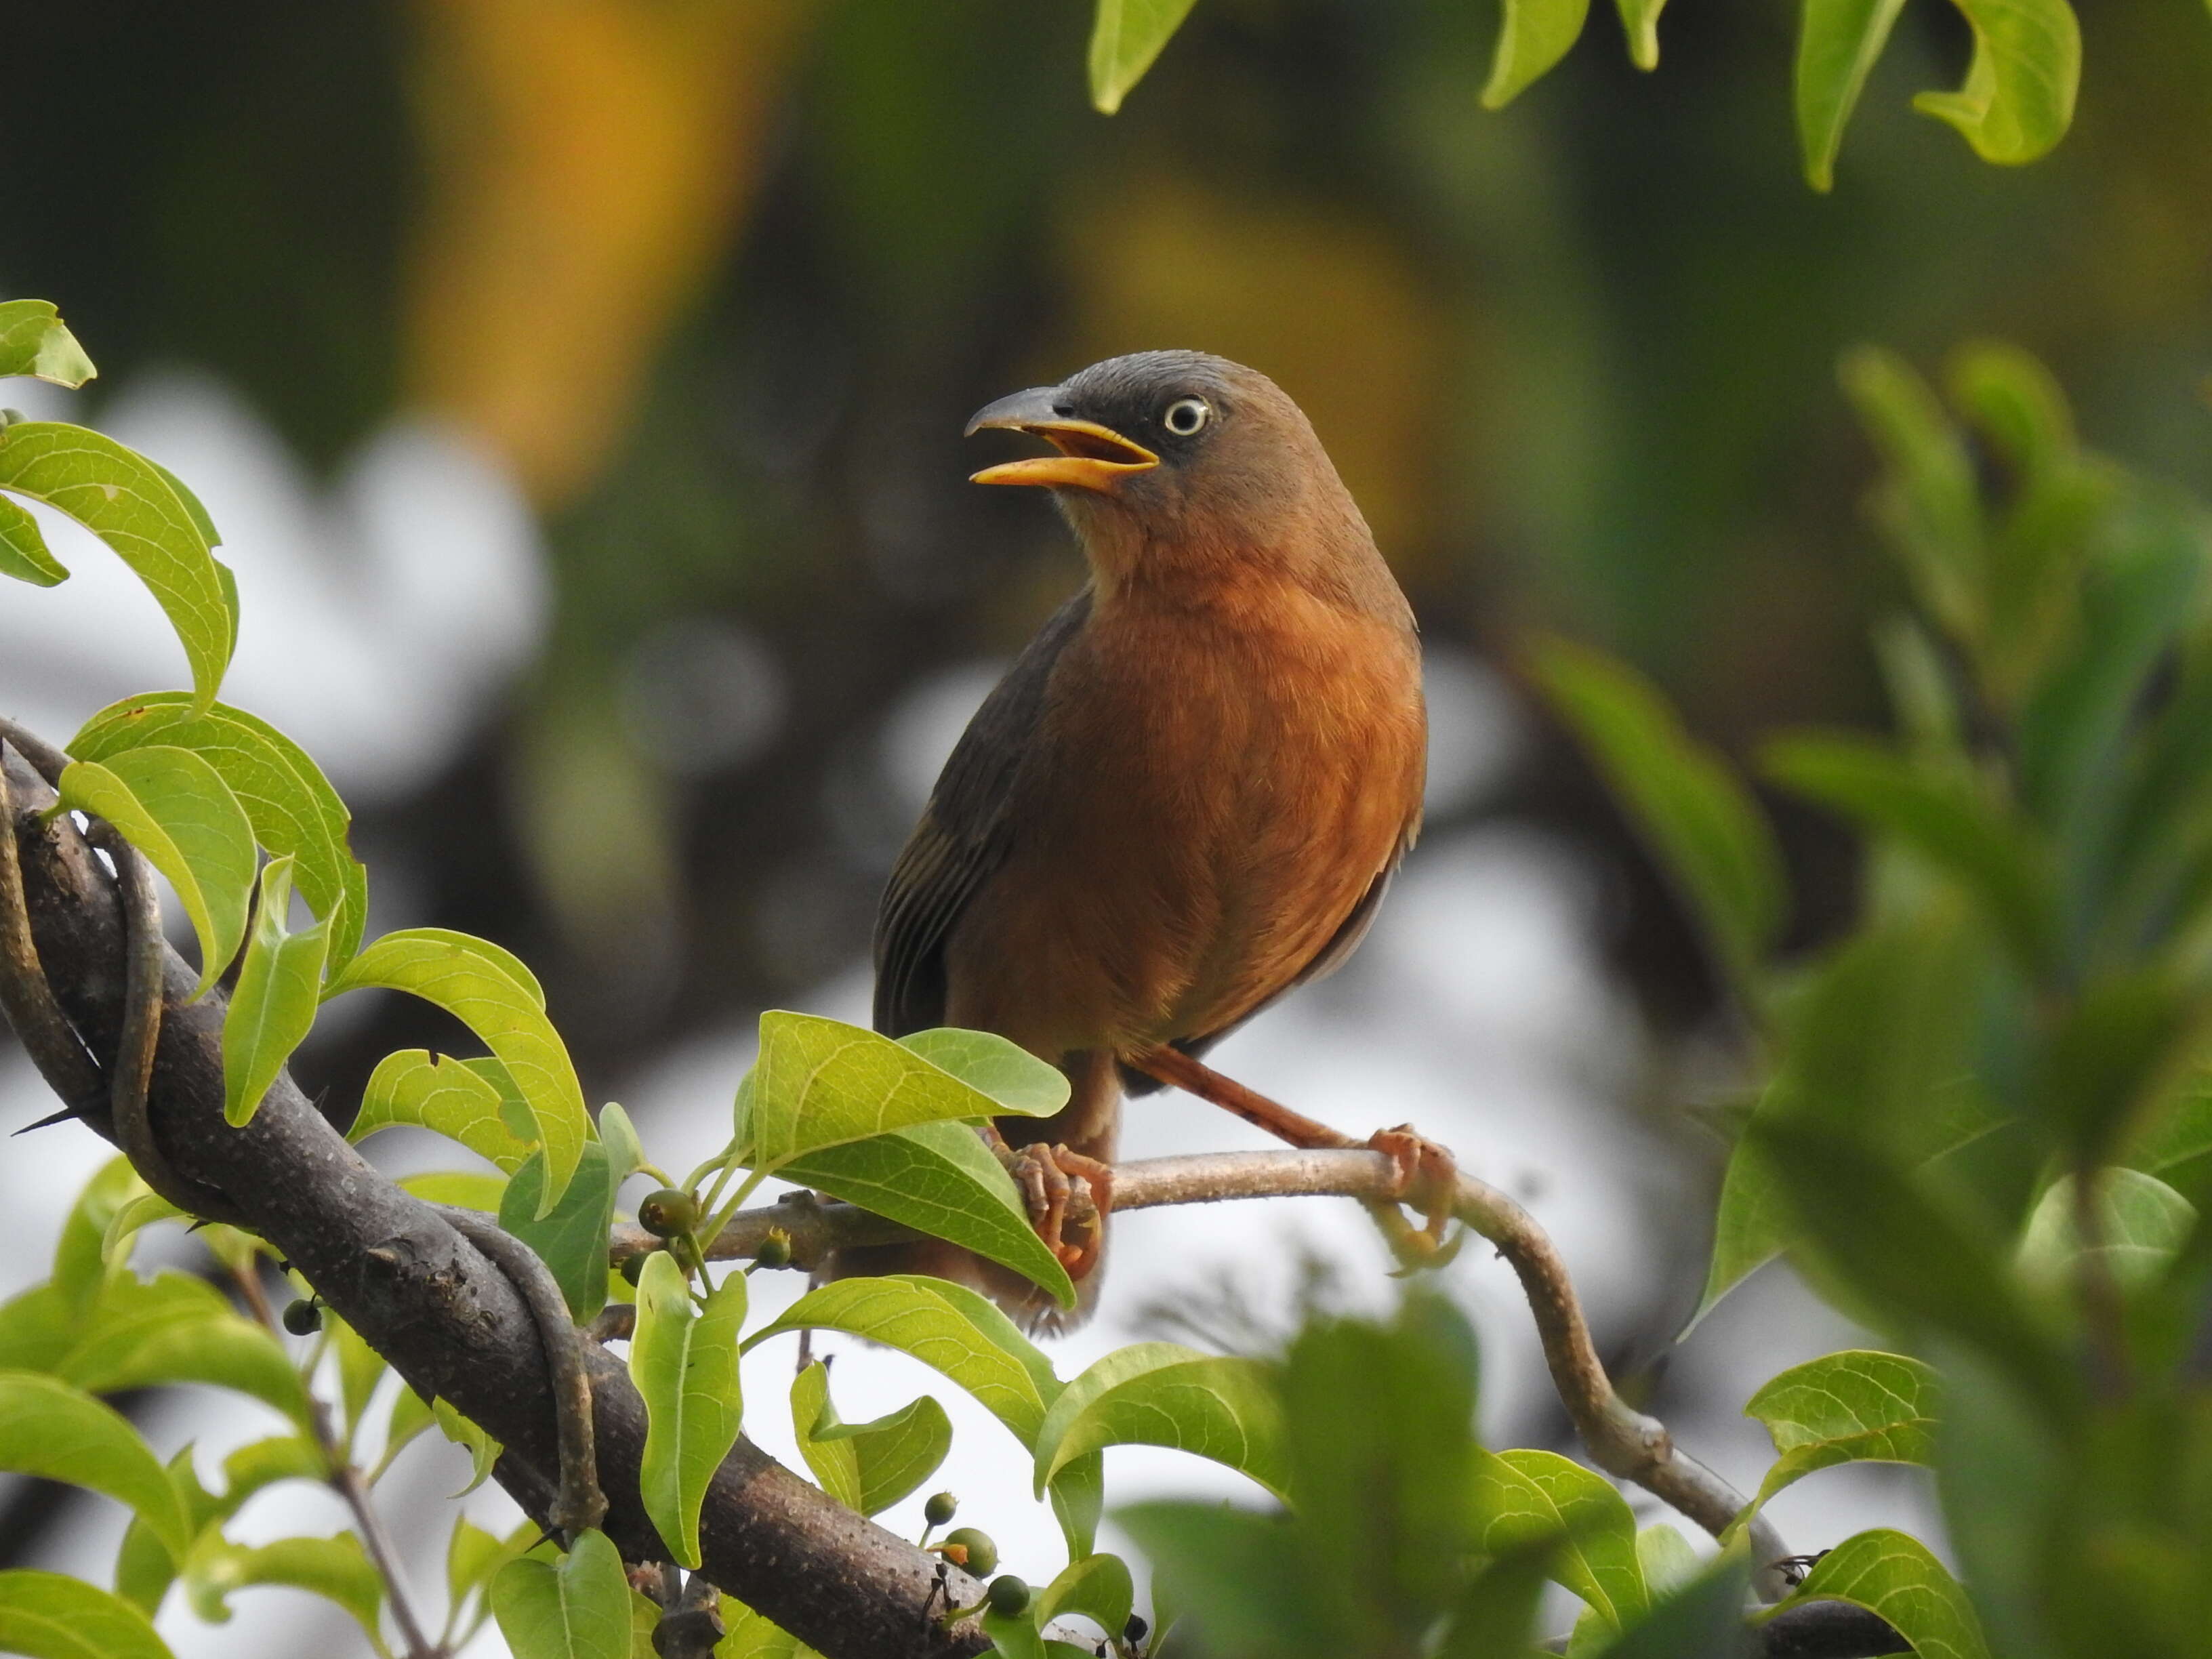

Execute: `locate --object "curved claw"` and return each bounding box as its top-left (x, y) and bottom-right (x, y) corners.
top-left (987, 1131), bottom-right (1113, 1281)
top-left (1365, 1125), bottom-right (1460, 1271)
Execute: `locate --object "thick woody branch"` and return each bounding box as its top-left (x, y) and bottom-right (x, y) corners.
top-left (1, 744), bottom-right (989, 1659)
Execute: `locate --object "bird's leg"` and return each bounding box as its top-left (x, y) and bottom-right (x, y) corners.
top-left (1128, 1046), bottom-right (1461, 1266)
top-left (976, 1124), bottom-right (1110, 1279)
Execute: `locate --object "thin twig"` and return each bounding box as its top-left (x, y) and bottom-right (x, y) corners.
top-left (234, 1265), bottom-right (439, 1659)
top-left (644, 1142), bottom-right (1790, 1599)
top-left (436, 1205), bottom-right (608, 1538)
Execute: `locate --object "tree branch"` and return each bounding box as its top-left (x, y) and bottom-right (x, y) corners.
top-left (1, 743), bottom-right (991, 1659)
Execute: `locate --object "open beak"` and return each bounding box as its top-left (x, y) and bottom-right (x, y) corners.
top-left (964, 386), bottom-right (1158, 491)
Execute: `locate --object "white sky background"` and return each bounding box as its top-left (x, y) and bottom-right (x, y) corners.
top-left (0, 376), bottom-right (1940, 1657)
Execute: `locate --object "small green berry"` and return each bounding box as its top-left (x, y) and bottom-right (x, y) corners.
top-left (281, 1298), bottom-right (322, 1335)
top-left (923, 1490), bottom-right (958, 1528)
top-left (754, 1227), bottom-right (792, 1269)
top-left (638, 1188), bottom-right (700, 1239)
top-left (941, 1527), bottom-right (997, 1576)
top-left (985, 1575), bottom-right (1030, 1618)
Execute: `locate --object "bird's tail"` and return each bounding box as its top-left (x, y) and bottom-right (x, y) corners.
top-left (821, 1049), bottom-right (1120, 1336)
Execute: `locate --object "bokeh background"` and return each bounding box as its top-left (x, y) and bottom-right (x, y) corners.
top-left (3, 1), bottom-right (2209, 1652)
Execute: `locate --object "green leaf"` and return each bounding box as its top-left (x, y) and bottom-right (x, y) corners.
top-left (2124, 1083), bottom-right (2212, 1174)
top-left (55, 1156), bottom-right (151, 1312)
top-left (433, 1397), bottom-right (503, 1496)
top-left (326, 1313), bottom-right (387, 1441)
top-left (1841, 348), bottom-right (1986, 649)
top-left (1086, 0), bottom-right (1200, 114)
top-left (0, 422), bottom-right (230, 711)
top-left (449, 1514), bottom-right (537, 1616)
top-left (1483, 0), bottom-right (1592, 108)
top-left (57, 747), bottom-right (256, 1000)
top-left (715, 1602), bottom-right (803, 1658)
top-left (1530, 638), bottom-right (1786, 1002)
top-left (1038, 1553), bottom-right (1134, 1641)
top-left (0, 493), bottom-right (67, 586)
top-left (1757, 1528), bottom-right (1989, 1659)
top-left (184, 1532), bottom-right (384, 1646)
top-left (780, 1122), bottom-right (1075, 1307)
top-left (1588, 1558), bottom-right (1752, 1659)
top-left (1047, 1450), bottom-right (1105, 1561)
top-left (0, 1571), bottom-right (173, 1659)
top-left (1910, 0), bottom-right (2079, 167)
top-left (396, 1170), bottom-right (509, 1212)
top-left (0, 301), bottom-right (98, 387)
top-left (792, 1364), bottom-right (953, 1516)
top-left (748, 1012), bottom-right (1056, 1171)
top-left (1470, 1448), bottom-right (1647, 1629)
top-left (747, 1276), bottom-right (1056, 1446)
top-left (896, 1029), bottom-right (1070, 1115)
top-left (1795, 0), bottom-right (1908, 190)
top-left (501, 1141), bottom-right (619, 1321)
top-left (1114, 1502), bottom-right (1315, 1656)
top-left (58, 1271), bottom-right (313, 1431)
top-left (117, 1436), bottom-right (327, 1615)
top-left (1738, 1350), bottom-right (1939, 1525)
top-left (222, 857), bottom-right (332, 1126)
top-left (597, 1101), bottom-right (648, 1185)
top-left (351, 1050), bottom-right (539, 1173)
top-left (329, 929), bottom-right (586, 1212)
top-left (631, 1252), bottom-right (745, 1569)
top-left (73, 695), bottom-right (368, 972)
top-left (981, 1605), bottom-right (1049, 1659)
top-left (0, 1374), bottom-right (192, 1559)
top-left (139, 457), bottom-right (221, 550)
top-left (492, 1531), bottom-right (633, 1659)
top-left (1750, 1119), bottom-right (2075, 1416)
top-left (1032, 1343), bottom-right (1286, 1501)
top-left (2031, 969), bottom-right (2202, 1162)
top-left (1693, 1133), bottom-right (1796, 1330)
top-left (1763, 733), bottom-right (2055, 974)
top-left (2015, 1168), bottom-right (2197, 1291)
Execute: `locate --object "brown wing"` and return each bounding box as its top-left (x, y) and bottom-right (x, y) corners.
top-left (873, 589), bottom-right (1093, 1037)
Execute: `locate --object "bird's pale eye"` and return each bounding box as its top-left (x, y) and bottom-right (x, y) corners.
top-left (1162, 396), bottom-right (1211, 436)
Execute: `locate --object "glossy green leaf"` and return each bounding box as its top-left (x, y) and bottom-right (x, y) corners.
top-left (715, 1603), bottom-right (803, 1657)
top-left (492, 1530), bottom-right (632, 1659)
top-left (1087, 0), bottom-right (1200, 114)
top-left (1032, 1343), bottom-right (1286, 1500)
top-left (1113, 1502), bottom-right (1311, 1656)
top-left (100, 1194), bottom-right (187, 1279)
top-left (896, 1029), bottom-right (1070, 1115)
top-left (1795, 0), bottom-right (1908, 190)
top-left (792, 1363), bottom-right (952, 1516)
top-left (139, 456), bottom-right (220, 549)
top-left (329, 929), bottom-right (586, 1212)
top-left (747, 1276), bottom-right (1055, 1446)
top-left (1738, 1351), bottom-right (1939, 1524)
top-left (115, 1436), bottom-right (326, 1615)
top-left (631, 1252), bottom-right (745, 1569)
top-left (1038, 1553), bottom-right (1133, 1641)
top-left (0, 1571), bottom-right (173, 1659)
top-left (2015, 1168), bottom-right (2196, 1290)
top-left (351, 1050), bottom-right (539, 1173)
top-left (1757, 1528), bottom-right (1988, 1659)
top-left (0, 1285), bottom-right (74, 1375)
top-left (396, 1170), bottom-right (508, 1212)
top-left (449, 1515), bottom-right (537, 1617)
top-left (0, 493), bottom-right (66, 586)
top-left (0, 301), bottom-right (98, 387)
top-left (58, 1271), bottom-right (313, 1430)
top-left (1470, 1448), bottom-right (1647, 1629)
top-left (1483, 0), bottom-right (1591, 107)
top-left (73, 695), bottom-right (367, 972)
top-left (749, 1012), bottom-right (1057, 1171)
top-left (0, 422), bottom-right (230, 710)
top-left (184, 1532), bottom-right (383, 1645)
top-left (58, 747), bottom-right (255, 1000)
top-left (1694, 1134), bottom-right (1796, 1330)
top-left (981, 1605), bottom-right (1048, 1659)
top-left (779, 1122), bottom-right (1075, 1307)
top-left (1532, 638), bottom-right (1785, 1002)
top-left (1048, 1449), bottom-right (1105, 1561)
top-left (501, 1141), bottom-right (619, 1321)
top-left (325, 1313), bottom-right (386, 1441)
top-left (222, 857), bottom-right (331, 1125)
top-left (596, 1102), bottom-right (648, 1185)
top-left (1911, 0), bottom-right (2078, 167)
top-left (0, 1374), bottom-right (192, 1559)
top-left (1763, 734), bottom-right (2054, 973)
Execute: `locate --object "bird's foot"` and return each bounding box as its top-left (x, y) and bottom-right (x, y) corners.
top-left (1364, 1125), bottom-right (1465, 1272)
top-left (984, 1129), bottom-right (1113, 1281)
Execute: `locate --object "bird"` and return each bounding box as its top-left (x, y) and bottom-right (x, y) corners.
top-left (831, 350), bottom-right (1427, 1333)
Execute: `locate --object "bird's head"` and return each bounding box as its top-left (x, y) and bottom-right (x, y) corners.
top-left (965, 350), bottom-right (1380, 596)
